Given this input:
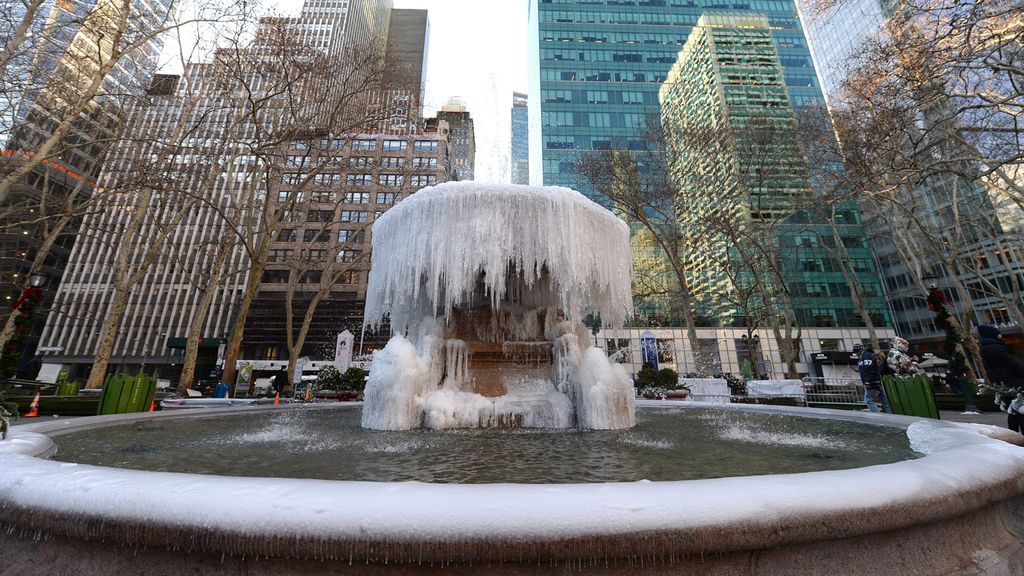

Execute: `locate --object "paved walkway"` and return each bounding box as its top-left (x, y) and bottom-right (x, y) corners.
top-left (939, 409), bottom-right (1008, 427)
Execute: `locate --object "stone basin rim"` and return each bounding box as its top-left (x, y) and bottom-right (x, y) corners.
top-left (2, 403), bottom-right (1023, 563)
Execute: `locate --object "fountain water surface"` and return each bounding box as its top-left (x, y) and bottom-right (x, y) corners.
top-left (360, 182), bottom-right (635, 430)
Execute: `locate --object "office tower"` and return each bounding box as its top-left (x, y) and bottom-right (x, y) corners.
top-left (660, 11), bottom-right (889, 331)
top-left (241, 127), bottom-right (453, 362)
top-left (385, 9), bottom-right (429, 117)
top-left (37, 0), bottom-right (441, 381)
top-left (36, 68), bottom-right (253, 380)
top-left (433, 97), bottom-right (475, 181)
top-left (529, 0), bottom-right (823, 200)
top-left (511, 92), bottom-right (529, 185)
top-left (796, 0), bottom-right (1024, 344)
top-left (0, 0), bottom-right (171, 372)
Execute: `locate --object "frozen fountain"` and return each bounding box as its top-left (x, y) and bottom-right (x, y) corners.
top-left (360, 182), bottom-right (635, 430)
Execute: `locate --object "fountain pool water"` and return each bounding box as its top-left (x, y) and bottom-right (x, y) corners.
top-left (3, 403), bottom-right (1024, 575)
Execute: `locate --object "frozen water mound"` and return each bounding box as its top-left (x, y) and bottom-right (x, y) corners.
top-left (361, 183), bottom-right (635, 430)
top-left (364, 182), bottom-right (632, 334)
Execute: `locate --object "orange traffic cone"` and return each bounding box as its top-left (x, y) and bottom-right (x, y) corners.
top-left (24, 390), bottom-right (40, 418)
top-left (274, 392), bottom-right (281, 405)
top-left (149, 397), bottom-right (155, 412)
top-left (304, 388), bottom-right (311, 402)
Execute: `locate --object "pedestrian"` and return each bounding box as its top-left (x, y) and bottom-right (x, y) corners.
top-left (978, 324), bottom-right (1024, 433)
top-left (855, 342), bottom-right (892, 414)
top-left (271, 368), bottom-right (288, 398)
top-left (886, 337), bottom-right (921, 375)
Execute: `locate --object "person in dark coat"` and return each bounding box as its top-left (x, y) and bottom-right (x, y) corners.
top-left (855, 342), bottom-right (892, 413)
top-left (978, 325), bottom-right (1024, 433)
top-left (271, 369), bottom-right (288, 397)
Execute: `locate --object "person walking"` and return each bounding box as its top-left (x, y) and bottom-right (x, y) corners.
top-left (855, 342), bottom-right (892, 414)
top-left (978, 325), bottom-right (1024, 433)
top-left (271, 368), bottom-right (288, 398)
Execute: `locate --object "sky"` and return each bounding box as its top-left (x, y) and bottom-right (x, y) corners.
top-left (268, 0), bottom-right (532, 182)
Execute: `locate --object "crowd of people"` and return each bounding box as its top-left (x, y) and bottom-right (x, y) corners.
top-left (855, 325), bottom-right (1024, 433)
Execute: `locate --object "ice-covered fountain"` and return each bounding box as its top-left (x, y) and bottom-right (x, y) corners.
top-left (2, 182), bottom-right (1024, 575)
top-left (360, 182), bottom-right (635, 430)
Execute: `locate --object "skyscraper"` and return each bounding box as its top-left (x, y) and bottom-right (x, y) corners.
top-left (529, 0), bottom-right (823, 200)
top-left (36, 0), bottom-right (433, 383)
top-left (660, 12), bottom-right (889, 330)
top-left (0, 0), bottom-right (172, 373)
top-left (796, 0), bottom-right (1024, 344)
top-left (433, 97), bottom-right (475, 181)
top-left (511, 92), bottom-right (529, 185)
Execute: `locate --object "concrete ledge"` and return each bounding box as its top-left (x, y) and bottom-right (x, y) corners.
top-left (2, 403), bottom-right (1023, 574)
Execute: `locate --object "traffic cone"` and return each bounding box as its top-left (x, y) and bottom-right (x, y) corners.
top-left (24, 390), bottom-right (40, 418)
top-left (274, 392), bottom-right (281, 405)
top-left (149, 397), bottom-right (155, 412)
top-left (304, 388), bottom-right (311, 402)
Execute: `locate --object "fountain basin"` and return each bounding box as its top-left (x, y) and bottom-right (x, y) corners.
top-left (2, 404), bottom-right (1024, 575)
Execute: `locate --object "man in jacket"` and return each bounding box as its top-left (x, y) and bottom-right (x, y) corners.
top-left (979, 325), bottom-right (1024, 433)
top-left (856, 342), bottom-right (892, 413)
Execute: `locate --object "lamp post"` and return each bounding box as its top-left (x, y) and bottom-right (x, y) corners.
top-left (1, 271), bottom-right (49, 379)
top-left (925, 273), bottom-right (977, 412)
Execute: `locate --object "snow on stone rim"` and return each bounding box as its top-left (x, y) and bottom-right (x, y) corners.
top-left (363, 181), bottom-right (633, 334)
top-left (2, 414), bottom-right (1023, 543)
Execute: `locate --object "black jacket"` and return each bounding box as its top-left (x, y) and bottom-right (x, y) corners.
top-left (858, 349), bottom-right (883, 389)
top-left (980, 337), bottom-right (1024, 390)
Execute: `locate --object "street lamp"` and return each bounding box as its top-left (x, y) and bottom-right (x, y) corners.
top-left (1, 271), bottom-right (50, 379)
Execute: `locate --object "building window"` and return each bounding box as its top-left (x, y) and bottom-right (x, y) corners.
top-left (412, 157), bottom-right (436, 168)
top-left (268, 249), bottom-right (293, 262)
top-left (379, 174), bottom-right (404, 186)
top-left (277, 229), bottom-right (297, 242)
top-left (282, 172), bottom-right (302, 185)
top-left (303, 229), bottom-right (330, 242)
top-left (305, 249), bottom-right (327, 261)
top-left (314, 173), bottom-right (341, 186)
top-left (352, 139), bottom-right (376, 151)
top-left (350, 156), bottom-right (374, 167)
top-left (345, 192), bottom-right (370, 204)
top-left (376, 192), bottom-right (399, 204)
top-left (261, 269), bottom-right (290, 283)
top-left (383, 140), bottom-right (407, 152)
top-left (310, 191), bottom-right (336, 203)
top-left (340, 210), bottom-right (368, 223)
top-left (410, 175), bottom-right (436, 187)
top-left (307, 210), bottom-right (333, 222)
top-left (380, 156), bottom-right (405, 168)
top-left (285, 155), bottom-right (307, 167)
top-left (347, 173), bottom-right (373, 186)
top-left (337, 249), bottom-right (362, 262)
top-left (414, 140), bottom-right (438, 152)
top-left (338, 229), bottom-right (364, 243)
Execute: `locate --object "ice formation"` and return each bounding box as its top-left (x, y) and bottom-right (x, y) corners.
top-left (363, 181), bottom-right (632, 333)
top-left (361, 182), bottom-right (635, 430)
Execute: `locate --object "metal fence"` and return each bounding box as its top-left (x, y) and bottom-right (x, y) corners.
top-left (801, 377), bottom-right (867, 409)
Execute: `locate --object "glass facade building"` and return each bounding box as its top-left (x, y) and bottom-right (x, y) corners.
top-left (528, 0), bottom-right (889, 330)
top-left (530, 0), bottom-right (823, 198)
top-left (511, 92), bottom-right (530, 185)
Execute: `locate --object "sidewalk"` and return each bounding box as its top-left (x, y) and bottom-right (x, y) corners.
top-left (939, 409), bottom-right (1008, 427)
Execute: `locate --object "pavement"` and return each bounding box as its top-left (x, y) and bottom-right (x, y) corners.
top-left (939, 409), bottom-right (1008, 427)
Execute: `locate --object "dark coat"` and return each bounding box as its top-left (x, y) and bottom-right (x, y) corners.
top-left (980, 337), bottom-right (1024, 390)
top-left (272, 371), bottom-right (288, 392)
top-left (858, 349), bottom-right (883, 389)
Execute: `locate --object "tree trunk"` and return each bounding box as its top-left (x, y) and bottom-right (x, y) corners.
top-left (177, 235), bottom-right (234, 395)
top-left (84, 287), bottom-right (133, 389)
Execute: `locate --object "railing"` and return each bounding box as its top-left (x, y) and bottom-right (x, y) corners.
top-left (801, 377), bottom-right (867, 409)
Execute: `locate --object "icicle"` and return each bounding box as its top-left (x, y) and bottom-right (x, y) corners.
top-left (363, 182), bottom-right (633, 335)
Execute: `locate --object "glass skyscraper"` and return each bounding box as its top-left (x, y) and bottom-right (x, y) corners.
top-left (529, 0), bottom-right (823, 198)
top-left (511, 92), bottom-right (529, 185)
top-left (528, 0), bottom-right (889, 331)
